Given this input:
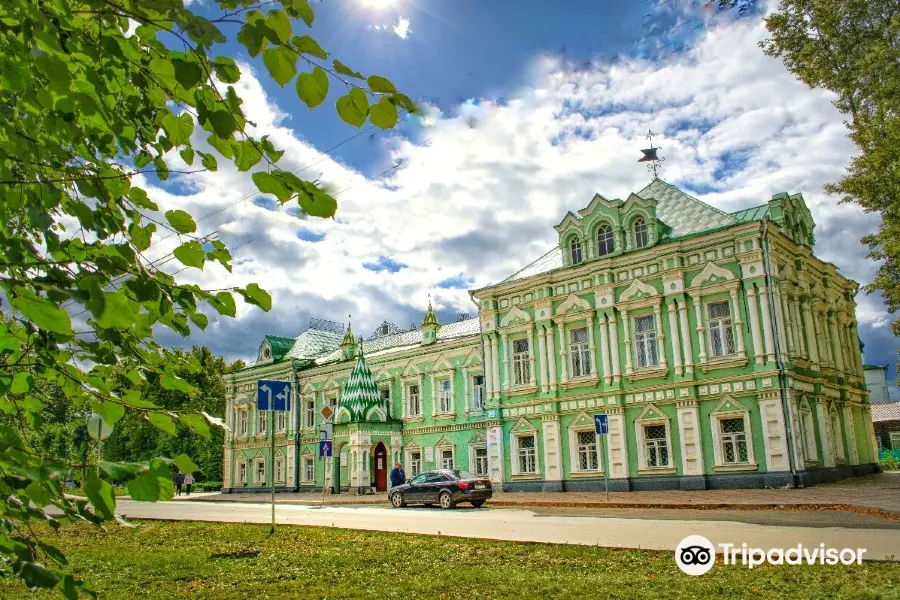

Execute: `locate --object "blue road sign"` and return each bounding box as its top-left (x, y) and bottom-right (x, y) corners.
top-left (594, 414), bottom-right (609, 435)
top-left (319, 440), bottom-right (333, 458)
top-left (257, 379), bottom-right (291, 412)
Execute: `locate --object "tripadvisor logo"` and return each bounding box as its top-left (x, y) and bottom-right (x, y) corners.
top-left (675, 536), bottom-right (869, 575)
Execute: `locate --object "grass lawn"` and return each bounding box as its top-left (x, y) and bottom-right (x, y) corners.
top-left (2, 521), bottom-right (898, 599)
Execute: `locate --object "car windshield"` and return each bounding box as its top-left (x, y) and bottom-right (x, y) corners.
top-left (449, 470), bottom-right (476, 480)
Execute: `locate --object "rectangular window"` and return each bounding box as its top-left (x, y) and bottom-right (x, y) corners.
top-left (255, 460), bottom-right (266, 484)
top-left (237, 462), bottom-right (246, 484)
top-left (276, 411), bottom-right (286, 432)
top-left (644, 425), bottom-right (669, 468)
top-left (577, 430), bottom-right (599, 470)
top-left (274, 457), bottom-right (285, 482)
top-left (890, 432), bottom-right (900, 451)
top-left (239, 411), bottom-right (248, 436)
top-left (440, 448), bottom-right (454, 469)
top-left (407, 384), bottom-right (421, 416)
top-left (409, 451), bottom-right (422, 476)
top-left (473, 447), bottom-right (488, 476)
top-left (438, 379), bottom-right (452, 413)
top-left (569, 327), bottom-right (591, 378)
top-left (302, 456), bottom-right (314, 483)
top-left (512, 338), bottom-right (531, 385)
top-left (517, 435), bottom-right (536, 473)
top-left (720, 418), bottom-right (748, 464)
top-left (634, 315), bottom-right (659, 368)
top-left (380, 387), bottom-right (391, 418)
top-left (472, 375), bottom-right (485, 411)
top-left (257, 411), bottom-right (267, 435)
top-left (707, 301), bottom-right (736, 357)
top-left (304, 400), bottom-right (315, 429)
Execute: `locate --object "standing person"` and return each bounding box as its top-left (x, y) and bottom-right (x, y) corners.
top-left (184, 472), bottom-right (194, 496)
top-left (175, 472), bottom-right (185, 496)
top-left (389, 462), bottom-right (406, 488)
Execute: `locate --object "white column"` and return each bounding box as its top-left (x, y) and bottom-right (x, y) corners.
top-left (790, 297), bottom-right (806, 358)
top-left (776, 286), bottom-right (794, 356)
top-left (746, 284), bottom-right (764, 365)
top-left (608, 312), bottom-right (621, 382)
top-left (676, 404), bottom-right (704, 476)
top-left (537, 327), bottom-right (549, 393)
top-left (482, 336), bottom-right (494, 399)
top-left (828, 314), bottom-right (845, 373)
top-left (599, 312), bottom-right (612, 385)
top-left (815, 400), bottom-right (834, 467)
top-left (759, 397), bottom-right (792, 472)
top-left (500, 332), bottom-right (510, 390)
top-left (678, 300), bottom-right (694, 374)
top-left (729, 289), bottom-right (746, 359)
top-left (547, 323), bottom-right (558, 391)
top-left (487, 425), bottom-right (504, 484)
top-left (490, 334), bottom-right (501, 396)
top-left (586, 316), bottom-right (598, 378)
top-left (692, 294), bottom-right (707, 365)
top-left (759, 284), bottom-right (776, 364)
top-left (541, 417), bottom-right (562, 483)
top-left (557, 321), bottom-right (569, 384)
top-left (528, 326), bottom-right (537, 387)
top-left (772, 285), bottom-right (788, 357)
top-left (653, 301), bottom-right (667, 370)
top-left (606, 412), bottom-right (628, 478)
top-left (667, 300), bottom-right (682, 376)
top-left (621, 309), bottom-right (633, 375)
top-left (842, 404), bottom-right (859, 465)
top-left (801, 300), bottom-right (819, 364)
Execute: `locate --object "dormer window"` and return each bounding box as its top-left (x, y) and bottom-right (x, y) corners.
top-left (634, 217), bottom-right (648, 249)
top-left (570, 237), bottom-right (583, 265)
top-left (596, 223), bottom-right (614, 256)
top-left (262, 345), bottom-right (271, 361)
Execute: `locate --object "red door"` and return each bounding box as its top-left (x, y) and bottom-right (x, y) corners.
top-left (374, 443), bottom-right (388, 492)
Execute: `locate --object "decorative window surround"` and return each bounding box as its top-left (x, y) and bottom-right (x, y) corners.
top-left (709, 395), bottom-right (758, 472)
top-left (687, 261), bottom-right (746, 370)
top-left (405, 443), bottom-right (423, 477)
top-left (461, 347), bottom-right (485, 415)
top-left (274, 454), bottom-right (286, 483)
top-left (300, 454), bottom-right (314, 484)
top-left (469, 432), bottom-right (489, 477)
top-left (798, 396), bottom-right (819, 466)
top-left (552, 293), bottom-right (599, 386)
top-left (568, 412), bottom-right (603, 476)
top-left (430, 354), bottom-right (456, 418)
top-left (254, 453), bottom-right (266, 485)
top-left (499, 306), bottom-right (537, 391)
top-left (634, 404), bottom-right (676, 475)
top-left (617, 278), bottom-right (668, 381)
top-left (401, 359), bottom-right (425, 421)
top-left (435, 436), bottom-right (455, 469)
top-left (510, 417), bottom-right (540, 478)
top-left (236, 460), bottom-right (247, 485)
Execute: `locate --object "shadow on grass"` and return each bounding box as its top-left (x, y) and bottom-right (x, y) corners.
top-left (209, 550), bottom-right (260, 560)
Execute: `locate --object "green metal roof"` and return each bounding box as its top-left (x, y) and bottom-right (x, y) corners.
top-left (265, 335), bottom-right (295, 361)
top-left (338, 342), bottom-right (384, 421)
top-left (730, 204), bottom-right (770, 223)
top-left (863, 364), bottom-right (888, 371)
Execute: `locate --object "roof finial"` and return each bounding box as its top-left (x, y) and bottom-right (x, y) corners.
top-left (637, 129), bottom-right (665, 180)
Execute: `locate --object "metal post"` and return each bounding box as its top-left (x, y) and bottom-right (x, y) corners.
top-left (270, 408), bottom-right (275, 534)
top-left (603, 441), bottom-right (609, 503)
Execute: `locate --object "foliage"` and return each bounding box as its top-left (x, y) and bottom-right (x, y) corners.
top-left (190, 481), bottom-right (223, 492)
top-left (879, 453), bottom-right (900, 471)
top-left (2, 521), bottom-right (899, 599)
top-left (0, 0), bottom-right (409, 596)
top-left (761, 0), bottom-right (900, 375)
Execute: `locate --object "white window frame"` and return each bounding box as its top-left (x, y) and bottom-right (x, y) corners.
top-left (633, 217), bottom-right (648, 249)
top-left (568, 326), bottom-right (591, 379)
top-left (301, 454), bottom-right (314, 484)
top-left (471, 374), bottom-right (485, 412)
top-left (470, 444), bottom-right (488, 477)
top-left (512, 337), bottom-right (531, 386)
top-left (568, 427), bottom-right (602, 473)
top-left (236, 460), bottom-right (247, 484)
top-left (257, 410), bottom-right (268, 435)
top-left (633, 314), bottom-right (659, 369)
top-left (378, 385), bottom-right (391, 418)
top-left (254, 458), bottom-right (266, 485)
top-left (274, 455), bottom-right (285, 483)
top-left (436, 444), bottom-right (455, 470)
top-left (596, 222), bottom-right (614, 257)
top-left (275, 411), bottom-right (286, 433)
top-left (511, 432), bottom-right (539, 475)
top-left (405, 446), bottom-right (422, 477)
top-left (435, 377), bottom-right (453, 414)
top-left (303, 398), bottom-right (316, 429)
top-left (405, 382), bottom-right (422, 418)
top-left (570, 236), bottom-right (583, 265)
top-left (238, 409), bottom-right (248, 436)
top-left (706, 299), bottom-right (736, 358)
top-left (635, 414), bottom-right (674, 473)
top-left (889, 431), bottom-right (900, 451)
top-left (710, 408), bottom-right (757, 468)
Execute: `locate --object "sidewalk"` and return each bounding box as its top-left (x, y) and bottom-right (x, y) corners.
top-left (177, 472), bottom-right (900, 518)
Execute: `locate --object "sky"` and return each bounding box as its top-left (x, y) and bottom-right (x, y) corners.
top-left (129, 0), bottom-right (896, 394)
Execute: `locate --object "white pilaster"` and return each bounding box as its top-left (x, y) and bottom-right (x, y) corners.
top-left (557, 321), bottom-right (569, 384)
top-left (599, 312), bottom-right (612, 385)
top-left (501, 332), bottom-right (510, 390)
top-left (678, 300), bottom-right (694, 374)
top-left (815, 400), bottom-right (834, 467)
top-left (842, 404), bottom-right (858, 465)
top-left (547, 323), bottom-right (558, 391)
top-left (759, 397), bottom-right (791, 472)
top-left (729, 289), bottom-right (746, 359)
top-left (801, 300), bottom-right (819, 364)
top-left (759, 284), bottom-right (776, 364)
top-left (486, 425), bottom-right (505, 484)
top-left (667, 301), bottom-right (682, 376)
top-left (828, 314), bottom-right (845, 372)
top-left (621, 309), bottom-right (633, 375)
top-left (528, 325), bottom-right (537, 387)
top-left (608, 313), bottom-right (621, 382)
top-left (482, 336), bottom-right (494, 399)
top-left (676, 403), bottom-right (704, 476)
top-left (653, 301), bottom-right (667, 370)
top-left (541, 417), bottom-right (562, 482)
top-left (491, 334), bottom-right (501, 396)
top-left (537, 327), bottom-right (549, 393)
top-left (746, 285), bottom-right (764, 365)
top-left (692, 294), bottom-right (707, 365)
top-left (586, 318), bottom-right (598, 378)
top-left (606, 413), bottom-right (628, 478)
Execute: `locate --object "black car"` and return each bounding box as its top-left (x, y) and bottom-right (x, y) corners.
top-left (389, 469), bottom-right (492, 509)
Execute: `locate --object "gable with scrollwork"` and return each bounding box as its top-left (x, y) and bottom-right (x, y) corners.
top-left (499, 305), bottom-right (532, 328)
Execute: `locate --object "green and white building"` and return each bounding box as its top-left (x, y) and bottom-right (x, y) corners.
top-left (222, 179), bottom-right (878, 494)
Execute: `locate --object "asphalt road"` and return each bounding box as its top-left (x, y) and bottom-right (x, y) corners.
top-left (112, 499), bottom-right (900, 561)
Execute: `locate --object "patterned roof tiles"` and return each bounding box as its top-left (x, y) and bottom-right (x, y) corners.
top-left (872, 402), bottom-right (900, 423)
top-left (638, 179), bottom-right (736, 237)
top-left (338, 346), bottom-right (384, 421)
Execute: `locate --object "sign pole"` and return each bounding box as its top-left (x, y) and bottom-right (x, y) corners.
top-left (603, 440), bottom-right (609, 503)
top-left (270, 407), bottom-right (275, 535)
top-left (594, 414), bottom-right (609, 503)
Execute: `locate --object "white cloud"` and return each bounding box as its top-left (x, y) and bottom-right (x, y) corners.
top-left (144, 15), bottom-right (891, 366)
top-left (393, 17), bottom-right (410, 39)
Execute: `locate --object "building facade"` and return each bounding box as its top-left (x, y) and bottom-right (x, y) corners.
top-left (863, 363), bottom-right (891, 404)
top-left (222, 179), bottom-right (878, 494)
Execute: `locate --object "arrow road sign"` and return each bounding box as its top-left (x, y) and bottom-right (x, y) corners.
top-left (319, 440), bottom-right (333, 458)
top-left (257, 379), bottom-right (291, 412)
top-left (594, 414), bottom-right (609, 435)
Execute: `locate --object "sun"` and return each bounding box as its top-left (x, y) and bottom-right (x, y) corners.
top-left (357, 0), bottom-right (397, 9)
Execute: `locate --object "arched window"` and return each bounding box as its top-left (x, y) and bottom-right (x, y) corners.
top-left (596, 223), bottom-right (614, 256)
top-left (633, 217), bottom-right (648, 249)
top-left (570, 237), bottom-right (583, 265)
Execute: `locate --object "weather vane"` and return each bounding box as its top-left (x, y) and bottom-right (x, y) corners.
top-left (637, 129), bottom-right (665, 179)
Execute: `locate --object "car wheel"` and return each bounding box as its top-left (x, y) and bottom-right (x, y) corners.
top-left (390, 493), bottom-right (406, 508)
top-left (471, 500), bottom-right (485, 508)
top-left (439, 491), bottom-right (454, 510)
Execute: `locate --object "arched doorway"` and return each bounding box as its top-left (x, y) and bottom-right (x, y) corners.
top-left (373, 442), bottom-right (388, 492)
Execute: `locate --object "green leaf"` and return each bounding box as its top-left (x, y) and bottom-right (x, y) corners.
top-left (96, 292), bottom-right (139, 330)
top-left (147, 412), bottom-right (177, 435)
top-left (18, 562), bottom-right (60, 590)
top-left (333, 59), bottom-right (363, 79)
top-left (128, 222), bottom-right (155, 252)
top-left (126, 471), bottom-right (175, 502)
top-left (173, 241), bottom-right (205, 269)
top-left (292, 34), bottom-right (327, 59)
top-left (233, 140), bottom-right (263, 171)
top-left (160, 112), bottom-right (194, 146)
top-left (336, 92), bottom-right (368, 127)
top-left (37, 541), bottom-right (68, 567)
top-left (173, 454), bottom-right (201, 474)
top-left (293, 0), bottom-right (315, 27)
top-left (265, 9), bottom-right (293, 44)
top-left (8, 288), bottom-right (73, 336)
top-left (148, 58), bottom-right (177, 90)
top-left (173, 58), bottom-right (203, 90)
top-left (160, 372), bottom-right (194, 393)
top-left (297, 188), bottom-right (338, 219)
top-left (262, 46), bottom-right (297, 87)
top-left (212, 56), bottom-right (241, 83)
top-left (180, 147), bottom-right (195, 166)
top-left (367, 75), bottom-right (396, 93)
top-left (237, 22), bottom-right (267, 57)
top-left (199, 152), bottom-right (218, 171)
top-left (86, 470), bottom-right (116, 521)
top-left (121, 389), bottom-right (158, 409)
top-left (296, 67), bottom-right (329, 109)
top-left (189, 311), bottom-right (209, 330)
top-left (179, 413), bottom-right (211, 439)
top-left (95, 400), bottom-right (125, 427)
top-left (252, 171), bottom-right (292, 203)
top-left (11, 372), bottom-right (34, 394)
top-left (240, 283), bottom-right (272, 311)
top-left (164, 210), bottom-right (197, 234)
top-left (100, 461), bottom-right (146, 479)
top-left (369, 96), bottom-right (398, 129)
top-left (208, 109), bottom-right (237, 139)
top-left (210, 291), bottom-right (236, 317)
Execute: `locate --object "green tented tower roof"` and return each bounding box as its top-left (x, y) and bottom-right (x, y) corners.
top-left (338, 341), bottom-right (384, 421)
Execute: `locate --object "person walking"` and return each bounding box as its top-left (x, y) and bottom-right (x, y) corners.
top-left (389, 462), bottom-right (406, 488)
top-left (184, 472), bottom-right (194, 496)
top-left (175, 472), bottom-right (185, 496)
